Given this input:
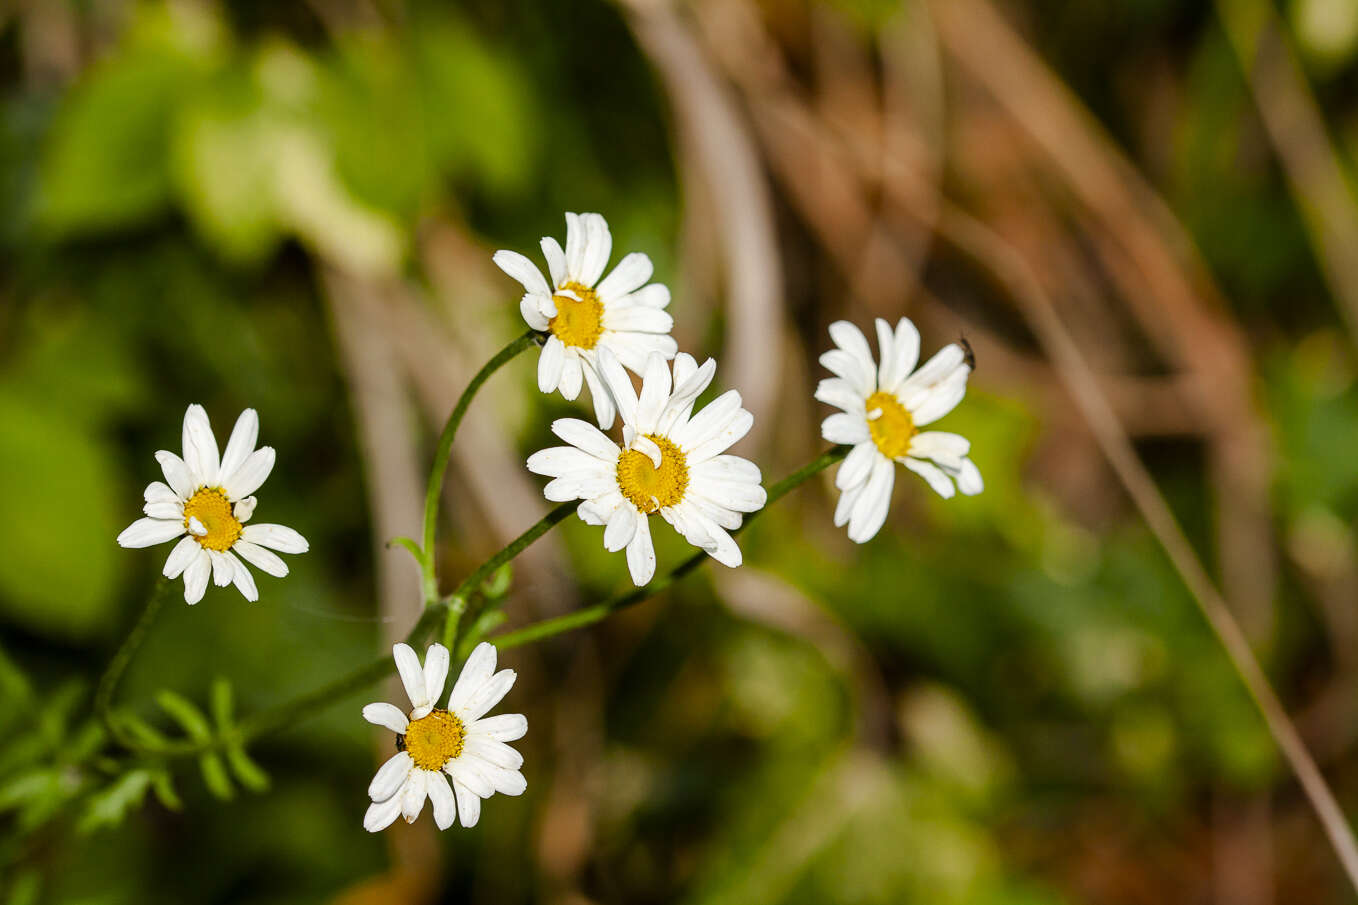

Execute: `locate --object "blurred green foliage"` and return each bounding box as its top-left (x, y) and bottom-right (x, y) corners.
top-left (3, 0), bottom-right (1358, 903)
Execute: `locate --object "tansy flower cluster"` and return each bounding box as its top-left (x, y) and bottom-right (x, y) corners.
top-left (112, 210), bottom-right (982, 837)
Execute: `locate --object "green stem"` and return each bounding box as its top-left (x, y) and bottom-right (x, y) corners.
top-left (493, 446), bottom-right (848, 650)
top-left (419, 329), bottom-right (540, 606)
top-left (95, 578), bottom-right (171, 749)
top-left (442, 501), bottom-right (575, 651)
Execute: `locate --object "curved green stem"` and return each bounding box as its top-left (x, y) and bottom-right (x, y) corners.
top-left (96, 578), bottom-right (172, 751)
top-left (420, 329), bottom-right (540, 606)
top-left (493, 446), bottom-right (848, 650)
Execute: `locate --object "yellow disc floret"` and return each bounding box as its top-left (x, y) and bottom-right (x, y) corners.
top-left (183, 488), bottom-right (243, 552)
top-left (616, 434), bottom-right (688, 514)
top-left (865, 390), bottom-right (916, 460)
top-left (401, 709), bottom-right (466, 771)
top-left (549, 281), bottom-right (605, 349)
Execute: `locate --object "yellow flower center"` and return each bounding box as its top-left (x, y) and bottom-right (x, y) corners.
top-left (400, 709), bottom-right (466, 771)
top-left (182, 487), bottom-right (243, 552)
top-left (549, 281), bottom-right (605, 349)
top-left (616, 434), bottom-right (688, 514)
top-left (865, 390), bottom-right (916, 460)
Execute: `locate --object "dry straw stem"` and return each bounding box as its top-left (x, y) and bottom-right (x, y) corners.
top-left (931, 199), bottom-right (1358, 892)
top-left (1215, 0), bottom-right (1358, 350)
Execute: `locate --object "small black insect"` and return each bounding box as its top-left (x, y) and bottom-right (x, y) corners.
top-left (395, 733), bottom-right (408, 753)
top-left (959, 336), bottom-right (976, 371)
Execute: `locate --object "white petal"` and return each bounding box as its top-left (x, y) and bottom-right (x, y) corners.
top-left (692, 455), bottom-right (761, 485)
top-left (541, 236), bottom-right (566, 287)
top-left (446, 756), bottom-right (495, 799)
top-left (577, 212), bottom-right (612, 286)
top-left (596, 251), bottom-right (654, 299)
top-left (519, 293), bottom-right (551, 331)
top-left (144, 481), bottom-right (179, 504)
top-left (814, 377), bottom-right (866, 414)
top-left (400, 770), bottom-right (428, 823)
top-left (880, 317), bottom-right (921, 392)
top-left (423, 643), bottom-right (451, 705)
top-left (526, 446), bottom-right (611, 478)
top-left (464, 737), bottom-right (524, 770)
top-left (156, 451), bottom-right (195, 498)
top-left (452, 778), bottom-right (481, 828)
top-left (909, 368), bottom-right (969, 426)
top-left (427, 771), bottom-right (456, 830)
top-left (162, 535), bottom-right (200, 579)
top-left (821, 412), bottom-right (870, 446)
top-left (117, 518), bottom-right (185, 549)
top-left (492, 249), bottom-right (551, 296)
top-left (181, 404), bottom-right (221, 487)
top-left (558, 354), bottom-right (584, 401)
top-left (240, 523), bottom-right (308, 554)
top-left (363, 702), bottom-right (409, 734)
top-left (182, 550), bottom-right (211, 604)
top-left (233, 497), bottom-right (257, 522)
top-left (469, 713), bottom-right (527, 742)
top-left (208, 550), bottom-right (234, 587)
top-left (626, 283), bottom-right (671, 308)
top-left (456, 669), bottom-right (517, 723)
top-left (217, 409), bottom-right (259, 489)
top-left (673, 391), bottom-right (742, 453)
top-left (634, 352), bottom-right (672, 434)
top-left (595, 347), bottom-right (639, 429)
top-left (819, 348), bottom-right (875, 397)
top-left (187, 516), bottom-right (207, 537)
top-left (550, 418), bottom-right (621, 461)
top-left (898, 344), bottom-right (966, 403)
top-left (604, 307), bottom-right (673, 333)
top-left (834, 480), bottom-right (863, 528)
top-left (564, 212), bottom-right (587, 282)
top-left (222, 447), bottom-right (275, 500)
top-left (956, 458), bottom-right (984, 495)
top-left (369, 751), bottom-right (413, 802)
top-left (538, 335), bottom-right (566, 390)
top-left (604, 504), bottom-right (638, 551)
top-left (393, 643), bottom-right (429, 713)
top-left (228, 555), bottom-right (258, 603)
top-left (626, 515), bottom-right (656, 586)
top-left (828, 321), bottom-right (875, 371)
top-left (364, 795), bottom-right (402, 833)
top-left (581, 357), bottom-right (616, 429)
top-left (835, 441), bottom-right (878, 491)
top-left (232, 540), bottom-right (288, 577)
top-left (908, 431), bottom-right (970, 469)
top-left (904, 457), bottom-right (958, 500)
top-left (447, 642), bottom-right (498, 713)
top-left (848, 457), bottom-right (896, 543)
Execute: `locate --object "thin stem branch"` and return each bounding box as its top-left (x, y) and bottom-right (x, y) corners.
top-left (419, 329), bottom-right (540, 606)
top-left (932, 200), bottom-right (1358, 891)
top-left (494, 447), bottom-right (848, 649)
top-left (95, 578), bottom-right (171, 749)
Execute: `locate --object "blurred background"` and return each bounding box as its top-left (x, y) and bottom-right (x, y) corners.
top-left (5, 0), bottom-right (1358, 902)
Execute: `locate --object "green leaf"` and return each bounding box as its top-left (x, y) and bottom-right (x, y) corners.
top-left (225, 745), bottom-right (270, 793)
top-left (4, 870), bottom-right (40, 905)
top-left (114, 713), bottom-right (172, 750)
top-left (155, 690), bottom-right (211, 741)
top-left (77, 769), bottom-right (155, 833)
top-left (0, 769), bottom-right (61, 813)
top-left (150, 770), bottom-right (183, 812)
top-left (210, 677), bottom-right (235, 732)
top-left (0, 393), bottom-right (122, 642)
top-left (480, 563), bottom-right (513, 600)
top-left (198, 752), bottom-right (235, 800)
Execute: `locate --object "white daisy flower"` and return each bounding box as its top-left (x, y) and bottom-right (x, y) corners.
top-left (817, 318), bottom-right (983, 543)
top-left (493, 211), bottom-right (678, 429)
top-left (116, 404), bottom-right (309, 604)
top-left (527, 348), bottom-right (766, 586)
top-left (362, 642), bottom-right (527, 832)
